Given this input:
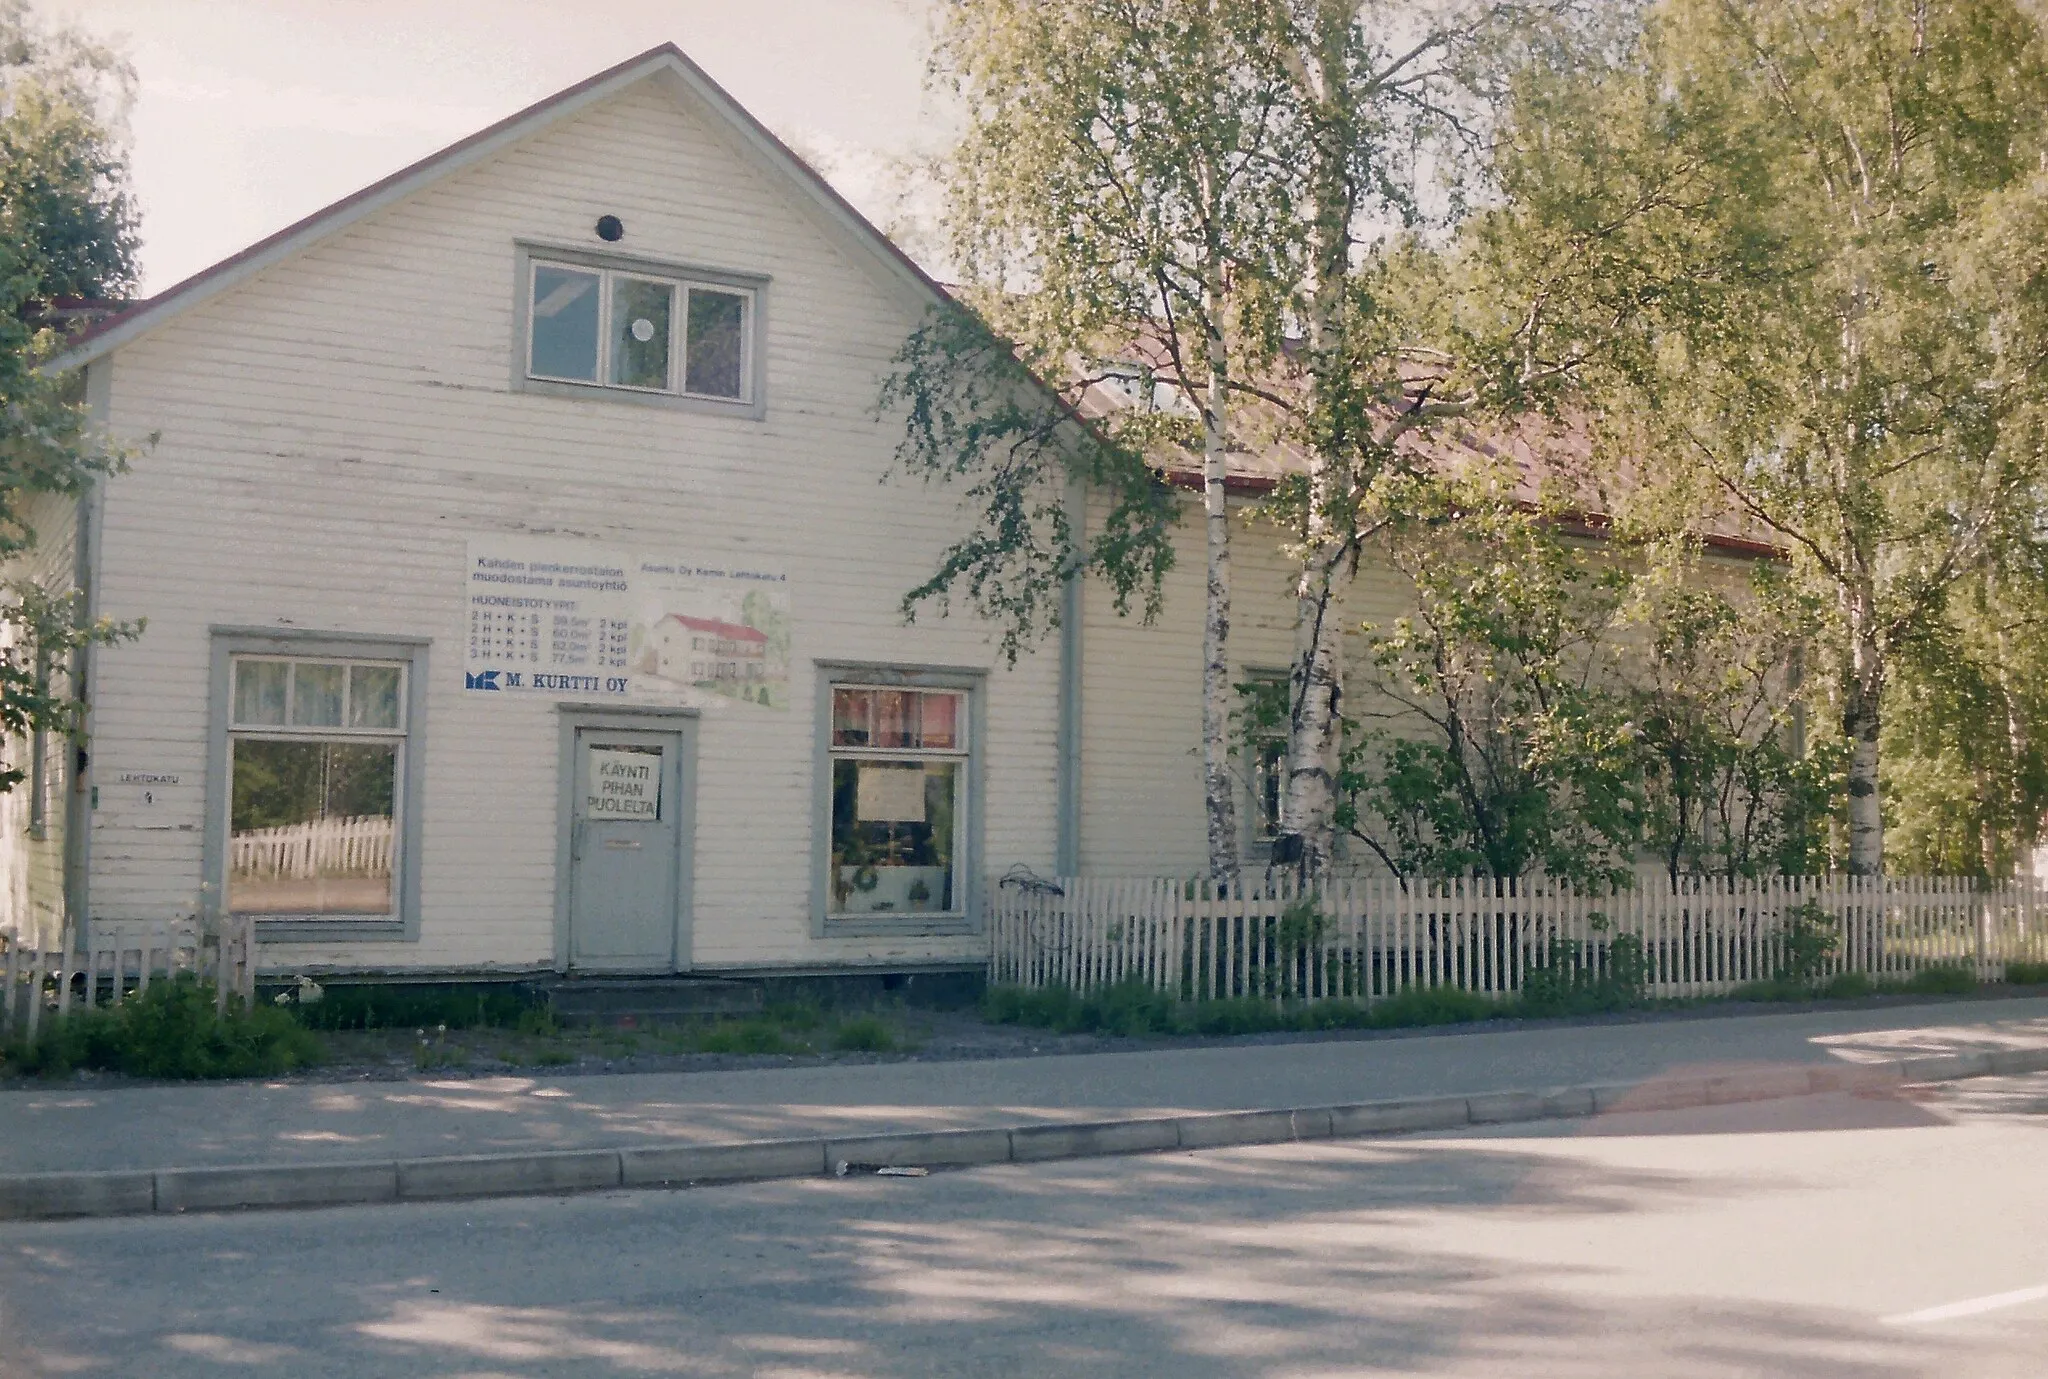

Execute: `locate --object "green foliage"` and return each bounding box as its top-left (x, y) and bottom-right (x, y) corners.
top-left (1517, 932), bottom-right (1649, 1016)
top-left (1628, 576), bottom-right (1843, 880)
top-left (2004, 961), bottom-right (2048, 986)
top-left (694, 1019), bottom-right (798, 1056)
top-left (0, 3), bottom-right (144, 795)
top-left (829, 1015), bottom-right (898, 1053)
top-left (1901, 965), bottom-right (1978, 997)
top-left (287, 981), bottom-right (543, 1031)
top-left (1343, 478), bottom-right (1646, 885)
top-left (984, 977), bottom-right (1505, 1038)
top-left (3, 975), bottom-right (321, 1079)
top-left (1476, 0), bottom-right (2048, 873)
top-left (877, 305), bottom-right (1178, 662)
top-left (1773, 901), bottom-right (1841, 989)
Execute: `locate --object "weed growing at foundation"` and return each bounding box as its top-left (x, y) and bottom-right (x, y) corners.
top-left (1, 975), bottom-right (322, 1079)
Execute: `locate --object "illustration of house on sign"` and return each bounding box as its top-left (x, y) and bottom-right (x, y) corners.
top-left (645, 614), bottom-right (769, 688)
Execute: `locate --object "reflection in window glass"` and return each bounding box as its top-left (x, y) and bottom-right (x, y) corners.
top-left (530, 266), bottom-right (600, 381)
top-left (1254, 738), bottom-right (1287, 840)
top-left (349, 665), bottom-right (402, 730)
top-left (291, 663), bottom-right (345, 727)
top-left (832, 688), bottom-right (872, 746)
top-left (830, 759), bottom-right (956, 916)
top-left (920, 694), bottom-right (959, 750)
top-left (609, 277), bottom-right (673, 389)
top-left (229, 739), bottom-right (396, 914)
top-left (873, 690), bottom-right (915, 750)
top-left (233, 661), bottom-right (288, 726)
top-left (685, 287), bottom-right (746, 398)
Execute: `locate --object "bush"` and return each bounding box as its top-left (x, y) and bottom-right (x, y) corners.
top-left (1361, 985), bottom-right (1499, 1027)
top-left (831, 1015), bottom-right (898, 1053)
top-left (1774, 901), bottom-right (1840, 988)
top-left (2, 975), bottom-right (322, 1079)
top-left (2004, 960), bottom-right (2048, 986)
top-left (1515, 934), bottom-right (1648, 1017)
top-left (1821, 970), bottom-right (1874, 999)
top-left (290, 981), bottom-right (541, 1031)
top-left (693, 1018), bottom-right (795, 1055)
top-left (1898, 964), bottom-right (1977, 996)
top-left (980, 979), bottom-right (1507, 1039)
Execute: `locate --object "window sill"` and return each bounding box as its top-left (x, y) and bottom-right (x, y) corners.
top-left (513, 373), bottom-right (765, 422)
top-left (822, 914), bottom-right (979, 939)
top-left (250, 916), bottom-right (410, 944)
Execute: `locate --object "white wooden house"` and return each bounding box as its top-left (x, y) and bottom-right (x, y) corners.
top-left (6, 44), bottom-right (1771, 977)
top-left (14, 45), bottom-right (1074, 977)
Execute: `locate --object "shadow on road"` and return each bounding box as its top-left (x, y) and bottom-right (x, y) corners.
top-left (2, 1128), bottom-right (2006, 1379)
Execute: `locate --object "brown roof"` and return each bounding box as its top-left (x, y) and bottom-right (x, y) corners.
top-left (1069, 348), bottom-right (1781, 560)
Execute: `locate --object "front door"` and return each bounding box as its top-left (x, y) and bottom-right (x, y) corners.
top-left (567, 727), bottom-right (686, 971)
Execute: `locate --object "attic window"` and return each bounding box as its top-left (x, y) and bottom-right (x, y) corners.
top-left (526, 255), bottom-right (754, 404)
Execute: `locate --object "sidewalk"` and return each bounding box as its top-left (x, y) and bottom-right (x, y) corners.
top-left (8, 995), bottom-right (2048, 1179)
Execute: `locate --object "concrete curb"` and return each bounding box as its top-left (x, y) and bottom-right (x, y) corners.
top-left (6, 1045), bottom-right (2047, 1222)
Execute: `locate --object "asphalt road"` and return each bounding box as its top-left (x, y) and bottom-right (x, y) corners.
top-left (4, 1073), bottom-right (2045, 1378)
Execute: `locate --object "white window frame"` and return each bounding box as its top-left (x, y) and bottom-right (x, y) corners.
top-left (824, 684), bottom-right (970, 922)
top-left (811, 665), bottom-right (985, 937)
top-left (212, 640), bottom-right (424, 941)
top-left (523, 255), bottom-right (757, 405)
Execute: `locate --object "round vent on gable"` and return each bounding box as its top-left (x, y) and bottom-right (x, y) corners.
top-left (595, 215), bottom-right (624, 242)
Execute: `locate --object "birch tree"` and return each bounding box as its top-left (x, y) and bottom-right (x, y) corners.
top-left (1484, 0), bottom-right (2048, 873)
top-left (1, 0), bottom-right (142, 792)
top-left (898, 0), bottom-right (1294, 885)
top-left (1252, 1), bottom-right (1576, 876)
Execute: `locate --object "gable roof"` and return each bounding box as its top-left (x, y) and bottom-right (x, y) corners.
top-left (46, 43), bottom-right (953, 373)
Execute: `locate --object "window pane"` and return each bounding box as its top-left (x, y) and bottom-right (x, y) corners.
top-left (609, 277), bottom-right (673, 389)
top-left (291, 663), bottom-right (345, 727)
top-left (229, 739), bottom-right (396, 914)
top-left (830, 758), bottom-right (956, 915)
top-left (684, 287), bottom-right (746, 398)
top-left (918, 692), bottom-right (960, 750)
top-left (1256, 739), bottom-right (1286, 839)
top-left (232, 661), bottom-right (287, 726)
top-left (832, 688), bottom-right (872, 746)
top-left (349, 664), bottom-right (402, 730)
top-left (873, 690), bottom-right (915, 749)
top-left (530, 265), bottom-right (600, 382)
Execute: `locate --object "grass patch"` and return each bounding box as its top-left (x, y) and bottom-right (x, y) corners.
top-left (984, 957), bottom-right (1998, 1041)
top-left (2006, 960), bottom-right (2048, 985)
top-left (689, 1019), bottom-right (798, 1056)
top-left (830, 1015), bottom-right (899, 1053)
top-left (1, 975), bottom-right (323, 1080)
top-left (981, 978), bottom-right (1510, 1038)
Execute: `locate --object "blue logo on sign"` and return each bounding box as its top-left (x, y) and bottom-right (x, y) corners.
top-left (465, 670), bottom-right (501, 690)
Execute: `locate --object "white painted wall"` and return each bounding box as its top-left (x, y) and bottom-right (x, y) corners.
top-left (85, 78), bottom-right (1059, 971)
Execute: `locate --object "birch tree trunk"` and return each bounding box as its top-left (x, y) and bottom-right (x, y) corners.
top-left (1842, 590), bottom-right (1885, 875)
top-left (1201, 288), bottom-right (1241, 889)
top-left (1281, 13), bottom-right (1353, 878)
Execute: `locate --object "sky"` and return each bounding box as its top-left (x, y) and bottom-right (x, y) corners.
top-left (40, 0), bottom-right (954, 295)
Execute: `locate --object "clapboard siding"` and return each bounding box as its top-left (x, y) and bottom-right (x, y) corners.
top-left (1077, 495), bottom-right (1416, 877)
top-left (0, 489), bottom-right (79, 948)
top-left (86, 79), bottom-right (1053, 970)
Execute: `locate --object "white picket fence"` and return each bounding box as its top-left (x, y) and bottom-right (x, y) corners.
top-left (987, 872), bottom-right (2048, 1003)
top-left (0, 917), bottom-right (258, 1040)
top-left (230, 815), bottom-right (392, 880)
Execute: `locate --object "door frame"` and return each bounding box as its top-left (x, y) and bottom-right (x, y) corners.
top-left (553, 705), bottom-right (699, 973)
